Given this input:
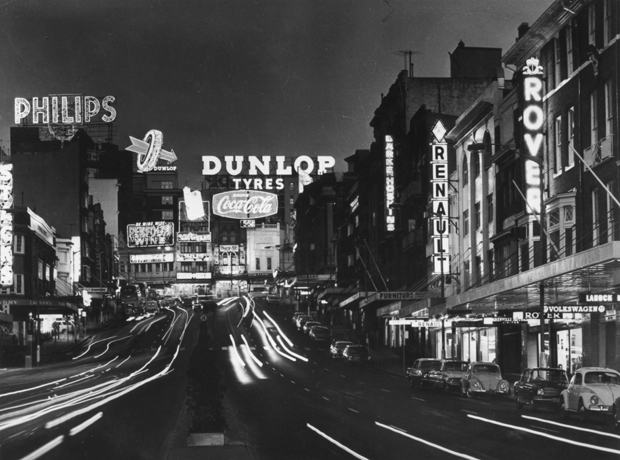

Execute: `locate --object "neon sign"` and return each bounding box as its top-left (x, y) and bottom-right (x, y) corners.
top-left (212, 190), bottom-right (278, 219)
top-left (431, 122), bottom-right (450, 276)
top-left (14, 95), bottom-right (117, 125)
top-left (522, 57), bottom-right (544, 215)
top-left (126, 130), bottom-right (178, 172)
top-left (201, 155), bottom-right (335, 190)
top-left (385, 136), bottom-right (395, 232)
top-left (126, 222), bottom-right (175, 248)
top-left (0, 164), bottom-right (13, 286)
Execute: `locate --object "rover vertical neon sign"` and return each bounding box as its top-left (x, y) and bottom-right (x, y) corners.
top-left (522, 57), bottom-right (544, 215)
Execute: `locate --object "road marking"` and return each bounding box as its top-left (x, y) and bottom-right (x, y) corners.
top-left (377, 422), bottom-right (480, 459)
top-left (307, 424), bottom-right (369, 460)
top-left (411, 397), bottom-right (425, 402)
top-left (521, 415), bottom-right (620, 439)
top-left (304, 388), bottom-right (310, 392)
top-left (291, 381), bottom-right (296, 384)
top-left (324, 368), bottom-right (330, 372)
top-left (358, 381), bottom-right (365, 385)
top-left (19, 435), bottom-right (65, 460)
top-left (469, 414), bottom-right (620, 455)
top-left (461, 409), bottom-right (477, 414)
top-left (280, 374), bottom-right (285, 378)
top-left (340, 374), bottom-right (346, 378)
top-left (305, 347), bottom-right (311, 351)
top-left (69, 412), bottom-right (103, 436)
top-left (322, 397), bottom-right (330, 401)
top-left (221, 347), bottom-right (228, 351)
top-left (348, 408), bottom-right (359, 413)
top-left (532, 425), bottom-right (560, 434)
top-left (381, 389), bottom-right (390, 393)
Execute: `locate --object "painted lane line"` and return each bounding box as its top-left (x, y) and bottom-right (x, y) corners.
top-left (322, 397), bottom-right (330, 401)
top-left (291, 381), bottom-right (296, 384)
top-left (348, 408), bottom-right (359, 413)
top-left (305, 347), bottom-right (311, 351)
top-left (460, 409), bottom-right (477, 414)
top-left (468, 414), bottom-right (620, 455)
top-left (307, 424), bottom-right (370, 460)
top-left (532, 426), bottom-right (560, 434)
top-left (69, 412), bottom-right (103, 436)
top-left (340, 374), bottom-right (346, 378)
top-left (304, 388), bottom-right (310, 392)
top-left (381, 389), bottom-right (390, 393)
top-left (521, 415), bottom-right (620, 440)
top-left (376, 422), bottom-right (480, 460)
top-left (358, 381), bottom-right (365, 385)
top-left (19, 435), bottom-right (64, 460)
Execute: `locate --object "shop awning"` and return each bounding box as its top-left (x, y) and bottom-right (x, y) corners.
top-left (447, 241), bottom-right (620, 314)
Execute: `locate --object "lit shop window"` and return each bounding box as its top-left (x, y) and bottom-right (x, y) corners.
top-left (162, 210), bottom-right (173, 220)
top-left (161, 181), bottom-right (173, 189)
top-left (162, 195), bottom-right (173, 205)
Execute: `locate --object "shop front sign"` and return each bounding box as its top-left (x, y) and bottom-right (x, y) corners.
top-left (126, 221), bottom-right (174, 248)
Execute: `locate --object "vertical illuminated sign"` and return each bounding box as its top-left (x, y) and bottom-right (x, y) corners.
top-left (0, 164), bottom-right (13, 286)
top-left (431, 120), bottom-right (450, 275)
top-left (385, 135), bottom-right (395, 232)
top-left (522, 57), bottom-right (544, 215)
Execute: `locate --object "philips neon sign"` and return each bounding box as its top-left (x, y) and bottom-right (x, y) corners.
top-left (522, 57), bottom-right (544, 215)
top-left (385, 136), bottom-right (395, 232)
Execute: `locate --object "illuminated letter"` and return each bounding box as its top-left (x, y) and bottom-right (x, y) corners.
top-left (202, 156), bottom-right (222, 175)
top-left (74, 96), bottom-right (82, 124)
top-left (31, 97), bottom-right (49, 124)
top-left (248, 156), bottom-right (271, 175)
top-left (61, 96), bottom-right (74, 124)
top-left (524, 133), bottom-right (543, 157)
top-left (224, 156), bottom-right (244, 176)
top-left (51, 97), bottom-right (59, 123)
top-left (275, 156), bottom-right (292, 175)
top-left (14, 98), bottom-right (30, 124)
top-left (523, 105), bottom-right (544, 131)
top-left (101, 96), bottom-right (117, 122)
top-left (294, 156), bottom-right (314, 175)
top-left (524, 77), bottom-right (542, 102)
top-left (317, 156), bottom-right (336, 174)
top-left (84, 96), bottom-right (100, 122)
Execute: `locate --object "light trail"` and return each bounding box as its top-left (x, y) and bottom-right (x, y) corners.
top-left (276, 336), bottom-right (308, 362)
top-left (0, 379), bottom-right (68, 399)
top-left (307, 424), bottom-right (370, 460)
top-left (229, 334), bottom-right (246, 368)
top-left (68, 412), bottom-right (103, 436)
top-left (468, 414), bottom-right (620, 455)
top-left (18, 435), bottom-right (64, 460)
top-left (240, 335), bottom-right (263, 367)
top-left (376, 421), bottom-right (480, 459)
top-left (253, 313), bottom-right (296, 361)
top-left (262, 311), bottom-right (294, 347)
top-left (521, 415), bottom-right (620, 440)
top-left (94, 336), bottom-right (132, 358)
top-left (72, 336), bottom-right (118, 360)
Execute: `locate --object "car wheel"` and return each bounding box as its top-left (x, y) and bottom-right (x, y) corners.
top-left (559, 398), bottom-right (570, 419)
top-left (466, 388), bottom-right (475, 398)
top-left (613, 405), bottom-right (620, 430)
top-left (516, 397), bottom-right (523, 410)
top-left (577, 400), bottom-right (587, 423)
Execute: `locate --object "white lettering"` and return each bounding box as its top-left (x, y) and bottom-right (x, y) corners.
top-left (523, 105), bottom-right (544, 131)
top-left (202, 156), bottom-right (222, 175)
top-left (225, 156), bottom-right (244, 175)
top-left (524, 133), bottom-right (543, 157)
top-left (524, 77), bottom-right (542, 102)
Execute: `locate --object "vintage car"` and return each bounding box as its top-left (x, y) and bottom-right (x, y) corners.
top-left (342, 345), bottom-right (370, 364)
top-left (405, 358), bottom-right (441, 390)
top-left (461, 362), bottom-right (510, 398)
top-left (424, 360), bottom-right (469, 392)
top-left (309, 325), bottom-right (330, 342)
top-left (514, 368), bottom-right (568, 410)
top-left (559, 367), bottom-right (620, 427)
top-left (330, 340), bottom-right (354, 359)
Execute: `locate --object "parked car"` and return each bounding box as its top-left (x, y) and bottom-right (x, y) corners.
top-left (330, 340), bottom-right (354, 359)
top-left (342, 345), bottom-right (370, 364)
top-left (302, 321), bottom-right (322, 335)
top-left (266, 295), bottom-right (280, 305)
top-left (309, 326), bottom-right (329, 341)
top-left (424, 360), bottom-right (469, 392)
top-left (406, 358), bottom-right (441, 389)
top-left (559, 367), bottom-right (620, 427)
top-left (461, 362), bottom-right (510, 398)
top-left (296, 316), bottom-right (315, 330)
top-left (514, 367), bottom-right (568, 411)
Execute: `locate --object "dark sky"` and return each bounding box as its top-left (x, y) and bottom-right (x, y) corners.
top-left (0, 0), bottom-right (553, 188)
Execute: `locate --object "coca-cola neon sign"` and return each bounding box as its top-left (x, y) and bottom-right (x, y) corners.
top-left (212, 190), bottom-right (278, 219)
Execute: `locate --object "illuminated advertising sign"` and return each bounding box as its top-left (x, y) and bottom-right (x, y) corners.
top-left (130, 253), bottom-right (174, 264)
top-left (179, 200), bottom-right (210, 233)
top-left (14, 95), bottom-right (117, 125)
top-left (212, 190), bottom-right (278, 220)
top-left (177, 253), bottom-right (211, 262)
top-left (240, 219), bottom-right (256, 228)
top-left (201, 155), bottom-right (335, 190)
top-left (176, 272), bottom-right (212, 280)
top-left (385, 135), bottom-right (395, 232)
top-left (178, 232), bottom-right (211, 242)
top-left (127, 222), bottom-right (175, 248)
top-left (431, 133), bottom-right (450, 276)
top-left (522, 57), bottom-right (544, 215)
top-left (126, 130), bottom-right (178, 173)
top-left (27, 208), bottom-right (55, 247)
top-left (0, 164), bottom-right (13, 286)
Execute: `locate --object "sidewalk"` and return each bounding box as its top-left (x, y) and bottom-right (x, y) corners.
top-left (368, 344), bottom-right (409, 377)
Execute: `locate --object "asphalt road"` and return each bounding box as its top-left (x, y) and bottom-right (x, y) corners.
top-left (217, 298), bottom-right (620, 460)
top-left (0, 306), bottom-right (195, 460)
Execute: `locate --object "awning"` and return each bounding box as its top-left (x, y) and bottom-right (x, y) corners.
top-left (2, 298), bottom-right (79, 320)
top-left (447, 241), bottom-right (620, 314)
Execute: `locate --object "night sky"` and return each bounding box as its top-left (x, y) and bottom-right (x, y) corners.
top-left (0, 0), bottom-right (553, 188)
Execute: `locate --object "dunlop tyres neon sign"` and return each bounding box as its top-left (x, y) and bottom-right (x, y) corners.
top-left (385, 136), bottom-right (395, 232)
top-left (522, 58), bottom-right (544, 215)
top-left (0, 164), bottom-right (13, 286)
top-left (431, 143), bottom-right (450, 275)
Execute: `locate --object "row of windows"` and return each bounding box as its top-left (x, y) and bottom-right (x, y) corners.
top-left (461, 194), bottom-right (494, 237)
top-left (129, 263), bottom-right (175, 272)
top-left (0, 274), bottom-right (24, 295)
top-left (180, 243), bottom-right (209, 253)
top-left (179, 263), bottom-right (209, 272)
top-left (255, 258), bottom-right (273, 271)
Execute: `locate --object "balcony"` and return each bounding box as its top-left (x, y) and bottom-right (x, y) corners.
top-left (584, 135), bottom-right (613, 168)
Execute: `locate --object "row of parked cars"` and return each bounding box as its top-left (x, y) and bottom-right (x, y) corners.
top-left (406, 358), bottom-right (620, 428)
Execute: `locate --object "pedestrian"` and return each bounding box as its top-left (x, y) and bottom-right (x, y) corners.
top-left (200, 313), bottom-right (207, 334)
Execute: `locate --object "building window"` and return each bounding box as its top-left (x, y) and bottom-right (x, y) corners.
top-left (162, 210), bottom-right (173, 220)
top-left (13, 235), bottom-right (24, 254)
top-left (161, 181), bottom-right (173, 189)
top-left (348, 255), bottom-right (354, 267)
top-left (567, 107), bottom-right (575, 166)
top-left (475, 202), bottom-right (481, 229)
top-left (473, 151), bottom-right (480, 177)
top-left (604, 0), bottom-right (612, 46)
top-left (38, 259), bottom-right (44, 279)
top-left (180, 243), bottom-right (192, 253)
top-left (606, 181), bottom-right (614, 242)
top-left (230, 231), bottom-right (237, 244)
top-left (592, 188), bottom-right (600, 246)
top-left (463, 210), bottom-right (469, 236)
top-left (1, 274), bottom-right (24, 295)
top-left (221, 232), bottom-right (229, 243)
top-left (289, 198), bottom-right (294, 206)
top-left (554, 37), bottom-right (561, 85)
top-left (605, 80), bottom-right (613, 138)
top-left (555, 116), bottom-right (562, 173)
top-left (548, 208), bottom-right (560, 228)
top-left (462, 155), bottom-right (468, 187)
top-left (162, 196), bottom-right (173, 205)
top-left (181, 262), bottom-right (192, 272)
top-left (565, 227), bottom-right (573, 256)
top-left (591, 90), bottom-right (598, 146)
top-left (566, 25), bottom-right (573, 74)
top-left (256, 258), bottom-right (261, 270)
top-left (289, 182), bottom-right (294, 191)
top-left (588, 3), bottom-right (596, 46)
top-left (355, 215), bottom-right (359, 227)
top-left (267, 257), bottom-right (272, 270)
top-left (487, 194), bottom-right (494, 223)
top-left (195, 243), bottom-right (207, 253)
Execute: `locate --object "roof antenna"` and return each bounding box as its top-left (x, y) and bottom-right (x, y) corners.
top-left (393, 50), bottom-right (421, 77)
